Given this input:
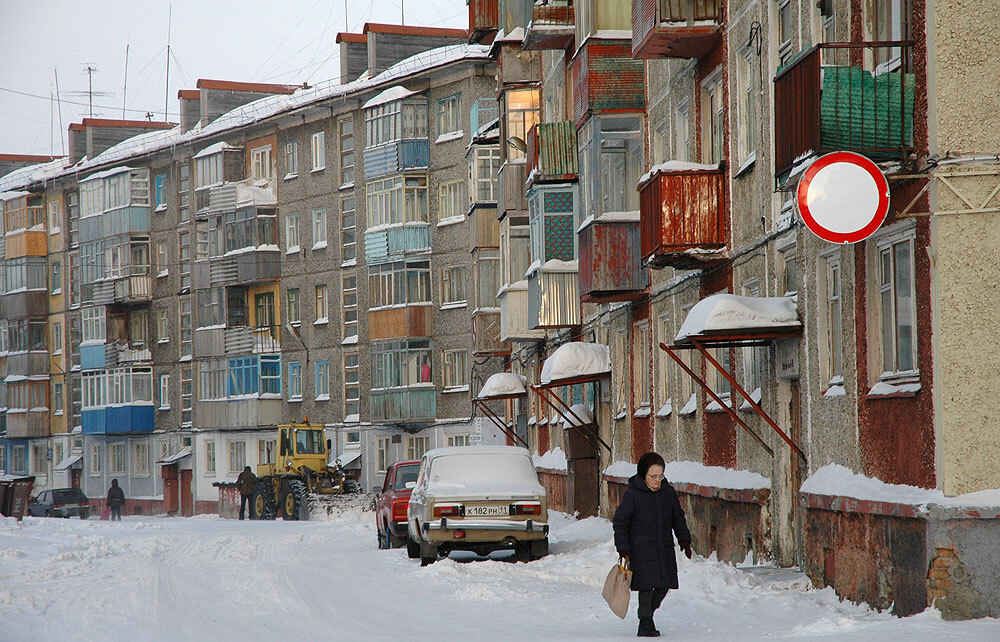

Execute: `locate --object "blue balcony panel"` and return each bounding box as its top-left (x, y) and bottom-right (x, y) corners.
top-left (81, 343), bottom-right (107, 370)
top-left (364, 224), bottom-right (432, 263)
top-left (81, 405), bottom-right (155, 435)
top-left (362, 140), bottom-right (430, 180)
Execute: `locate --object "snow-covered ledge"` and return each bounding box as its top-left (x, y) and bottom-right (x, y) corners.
top-left (533, 447), bottom-right (567, 473)
top-left (602, 460), bottom-right (771, 504)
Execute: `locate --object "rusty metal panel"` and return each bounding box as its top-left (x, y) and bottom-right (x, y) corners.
top-left (774, 47), bottom-right (821, 177)
top-left (639, 167), bottom-right (726, 266)
top-left (579, 218), bottom-right (648, 300)
top-left (470, 0), bottom-right (499, 34)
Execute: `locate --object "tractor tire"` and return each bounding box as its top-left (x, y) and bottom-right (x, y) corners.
top-left (251, 481), bottom-right (276, 520)
top-left (280, 479), bottom-right (309, 521)
top-left (406, 533), bottom-right (420, 559)
top-left (344, 479), bottom-right (361, 494)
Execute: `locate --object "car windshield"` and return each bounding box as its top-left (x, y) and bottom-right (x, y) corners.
top-left (295, 429), bottom-right (325, 455)
top-left (393, 464), bottom-right (420, 491)
top-left (428, 452), bottom-right (537, 484)
top-left (53, 489), bottom-right (86, 503)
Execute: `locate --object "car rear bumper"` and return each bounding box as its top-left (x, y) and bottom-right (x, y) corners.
top-left (422, 518), bottom-right (549, 534)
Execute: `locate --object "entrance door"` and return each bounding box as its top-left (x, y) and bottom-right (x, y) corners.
top-left (71, 469), bottom-right (82, 489)
top-left (180, 469), bottom-right (194, 517)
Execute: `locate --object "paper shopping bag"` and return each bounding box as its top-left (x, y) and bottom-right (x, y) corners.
top-left (101, 507), bottom-right (110, 521)
top-left (602, 557), bottom-right (632, 619)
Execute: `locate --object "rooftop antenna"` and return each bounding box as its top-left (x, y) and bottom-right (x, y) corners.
top-left (65, 64), bottom-right (113, 119)
top-left (53, 67), bottom-right (65, 155)
top-left (164, 4), bottom-right (172, 121)
top-left (49, 86), bottom-right (54, 156)
top-left (401, 0), bottom-right (404, 25)
top-left (122, 43), bottom-right (130, 119)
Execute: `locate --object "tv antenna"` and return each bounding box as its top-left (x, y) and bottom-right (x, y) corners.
top-left (65, 64), bottom-right (114, 118)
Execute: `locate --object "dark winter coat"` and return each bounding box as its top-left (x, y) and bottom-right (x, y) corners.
top-left (237, 469), bottom-right (258, 496)
top-left (107, 484), bottom-right (126, 508)
top-left (612, 474), bottom-right (692, 591)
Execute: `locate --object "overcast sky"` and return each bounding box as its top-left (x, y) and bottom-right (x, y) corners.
top-left (0, 0), bottom-right (468, 157)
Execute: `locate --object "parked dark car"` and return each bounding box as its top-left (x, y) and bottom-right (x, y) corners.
top-left (375, 460), bottom-right (421, 549)
top-left (27, 488), bottom-right (90, 519)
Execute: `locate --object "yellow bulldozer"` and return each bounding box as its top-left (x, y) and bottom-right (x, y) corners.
top-left (250, 422), bottom-right (360, 520)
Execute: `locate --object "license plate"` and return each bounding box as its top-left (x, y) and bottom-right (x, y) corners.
top-left (465, 504), bottom-right (508, 517)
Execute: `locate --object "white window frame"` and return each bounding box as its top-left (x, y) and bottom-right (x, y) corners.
top-left (205, 440), bottom-right (217, 475)
top-left (314, 285), bottom-right (328, 324)
top-left (285, 213), bottom-right (300, 253)
top-left (406, 435), bottom-right (429, 461)
top-left (250, 145), bottom-right (272, 182)
top-left (818, 249), bottom-right (844, 387)
top-left (110, 442), bottom-right (127, 475)
top-left (132, 441), bottom-right (150, 476)
top-left (737, 47), bottom-right (757, 170)
top-left (311, 131), bottom-right (326, 171)
top-left (289, 361), bottom-right (303, 400)
top-left (436, 94), bottom-right (461, 136)
top-left (700, 69), bottom-right (724, 165)
top-left (158, 373), bottom-right (170, 410)
top-left (871, 223), bottom-right (918, 380)
top-left (227, 440), bottom-right (246, 475)
top-left (440, 265), bottom-right (466, 306)
top-left (90, 444), bottom-right (102, 475)
top-left (377, 436), bottom-right (390, 472)
top-left (312, 208), bottom-right (327, 249)
top-left (438, 180), bottom-right (463, 224)
top-left (443, 349), bottom-right (468, 389)
top-left (284, 140), bottom-right (299, 178)
top-left (634, 320), bottom-right (651, 409)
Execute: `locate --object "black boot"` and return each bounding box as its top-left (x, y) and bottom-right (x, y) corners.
top-left (637, 617), bottom-right (661, 637)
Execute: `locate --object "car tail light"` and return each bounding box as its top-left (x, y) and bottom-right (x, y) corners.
top-left (454, 530), bottom-right (466, 539)
top-left (433, 504), bottom-right (461, 518)
top-left (392, 498), bottom-right (408, 522)
top-left (81, 500), bottom-right (89, 506)
top-left (53, 503), bottom-right (63, 509)
top-left (511, 502), bottom-right (541, 516)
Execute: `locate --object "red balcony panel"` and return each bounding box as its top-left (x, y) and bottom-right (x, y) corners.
top-left (523, 3), bottom-right (575, 51)
top-left (639, 164), bottom-right (726, 269)
top-left (632, 0), bottom-right (722, 60)
top-left (579, 216), bottom-right (649, 303)
top-left (469, 0), bottom-right (499, 42)
top-left (573, 39), bottom-right (645, 125)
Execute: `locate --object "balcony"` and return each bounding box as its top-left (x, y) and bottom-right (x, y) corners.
top-left (194, 326), bottom-right (225, 358)
top-left (528, 265), bottom-right (580, 329)
top-left (82, 405), bottom-right (155, 434)
top-left (498, 281), bottom-right (544, 342)
top-left (639, 162), bottom-right (727, 269)
top-left (523, 2), bottom-right (575, 51)
top-left (2, 230), bottom-right (47, 258)
top-left (774, 42), bottom-right (915, 178)
top-left (111, 273), bottom-right (153, 305)
top-left (470, 98), bottom-right (500, 137)
top-left (471, 309), bottom-right (509, 356)
top-left (210, 248), bottom-right (281, 287)
top-left (468, 0), bottom-right (499, 43)
top-left (632, 0), bottom-right (722, 59)
top-left (364, 223), bottom-right (432, 263)
top-left (4, 352), bottom-right (49, 377)
top-left (363, 140), bottom-right (430, 180)
top-left (4, 410), bottom-right (49, 438)
top-left (0, 290), bottom-right (47, 318)
top-left (207, 180), bottom-right (276, 212)
top-left (497, 38), bottom-right (542, 87)
top-left (194, 397), bottom-right (281, 430)
top-left (368, 305), bottom-right (434, 341)
top-left (370, 387), bottom-right (436, 423)
top-left (469, 205), bottom-right (500, 252)
top-left (225, 325), bottom-right (281, 355)
top-left (525, 180), bottom-right (580, 327)
top-left (499, 161), bottom-right (528, 218)
top-left (572, 39), bottom-right (644, 124)
top-left (105, 342), bottom-right (152, 367)
top-left (578, 214), bottom-right (649, 302)
top-left (526, 122), bottom-right (578, 186)
top-left (78, 206), bottom-right (150, 243)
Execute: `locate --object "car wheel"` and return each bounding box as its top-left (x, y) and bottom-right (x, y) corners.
top-left (377, 521), bottom-right (388, 550)
top-left (406, 533), bottom-right (420, 559)
top-left (530, 537), bottom-right (549, 561)
top-left (279, 479), bottom-right (309, 521)
top-left (251, 481), bottom-right (276, 520)
top-left (45, 510), bottom-right (52, 518)
top-left (419, 540), bottom-right (438, 567)
top-left (80, 511), bottom-right (89, 520)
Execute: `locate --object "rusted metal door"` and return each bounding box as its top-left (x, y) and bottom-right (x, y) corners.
top-left (180, 470), bottom-right (193, 517)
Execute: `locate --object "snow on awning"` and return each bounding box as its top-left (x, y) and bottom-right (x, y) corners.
top-left (53, 453), bottom-right (83, 471)
top-left (476, 373), bottom-right (527, 400)
top-left (540, 342), bottom-right (611, 385)
top-left (560, 404), bottom-right (594, 427)
top-left (362, 85), bottom-right (421, 109)
top-left (79, 165), bottom-right (133, 183)
top-left (157, 448), bottom-right (191, 464)
top-left (331, 450), bottom-right (361, 469)
top-left (674, 294), bottom-right (801, 346)
top-left (193, 141), bottom-right (240, 159)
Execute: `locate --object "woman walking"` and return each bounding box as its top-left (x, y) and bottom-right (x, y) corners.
top-left (612, 452), bottom-right (693, 637)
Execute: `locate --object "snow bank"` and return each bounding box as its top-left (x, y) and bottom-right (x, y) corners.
top-left (603, 461), bottom-right (637, 479)
top-left (676, 293), bottom-right (800, 342)
top-left (540, 342), bottom-right (610, 384)
top-left (801, 463), bottom-right (1000, 509)
top-left (476, 373), bottom-right (527, 399)
top-left (665, 461), bottom-right (771, 490)
top-left (533, 447), bottom-right (567, 471)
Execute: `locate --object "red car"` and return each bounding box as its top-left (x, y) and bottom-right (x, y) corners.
top-left (375, 460), bottom-right (421, 549)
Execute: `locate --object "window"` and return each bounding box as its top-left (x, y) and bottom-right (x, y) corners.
top-left (505, 89), bottom-right (540, 160)
top-left (656, 316), bottom-right (673, 407)
top-left (311, 132), bottom-right (326, 171)
top-left (874, 228), bottom-right (917, 376)
top-left (341, 197), bottom-right (356, 263)
top-left (261, 355), bottom-right (281, 395)
top-left (634, 321), bottom-right (651, 408)
top-left (181, 365), bottom-right (192, 426)
top-left (157, 243), bottom-right (168, 275)
top-left (133, 442), bottom-right (149, 476)
top-left (377, 437), bottom-right (390, 472)
top-left (315, 361), bottom-right (330, 400)
top-left (227, 356), bottom-right (261, 396)
top-left (197, 288), bottom-right (224, 328)
top-left (474, 250), bottom-right (500, 309)
top-left (110, 443), bottom-right (126, 475)
top-left (701, 71), bottom-right (724, 164)
top-left (223, 208), bottom-right (275, 253)
top-left (289, 362), bottom-right (302, 400)
top-left (471, 146), bottom-right (500, 204)
top-left (674, 102), bottom-right (691, 162)
top-left (154, 173), bottom-right (166, 210)
top-left (82, 306), bottom-right (106, 342)
top-left (371, 339), bottom-right (432, 389)
top-left (712, 347), bottom-right (732, 396)
top-left (443, 350), bottom-right (468, 389)
top-left (344, 352), bottom-right (360, 419)
top-left (285, 140), bottom-right (299, 177)
top-left (312, 208), bottom-right (327, 248)
top-left (678, 305), bottom-right (694, 400)
top-left (254, 292), bottom-right (275, 330)
top-left (287, 289), bottom-right (300, 324)
top-left (365, 175), bottom-right (429, 228)
top-left (158, 373), bottom-right (170, 409)
top-left (365, 98), bottom-right (427, 147)
top-left (178, 161), bottom-right (190, 223)
top-left (368, 260), bottom-right (431, 309)
top-left (820, 0), bottom-right (836, 63)
top-left (52, 322), bottom-right (63, 355)
top-left (407, 436), bottom-right (429, 460)
top-left (204, 440), bottom-right (216, 475)
top-left (741, 283), bottom-right (765, 394)
top-left (180, 298), bottom-right (192, 358)
top-left (777, 0), bottom-right (793, 65)
top-left (285, 213), bottom-right (300, 252)
top-left (199, 359), bottom-right (226, 400)
top-left (342, 275), bottom-right (357, 340)
top-left (259, 439), bottom-right (276, 465)
top-left (48, 198), bottom-right (61, 233)
top-left (195, 152), bottom-right (223, 189)
top-left (437, 94), bottom-right (461, 135)
top-left (157, 309), bottom-right (169, 342)
top-left (737, 49), bottom-right (757, 167)
top-left (250, 145), bottom-right (273, 181)
top-left (438, 180), bottom-right (463, 222)
top-left (228, 441), bottom-right (246, 474)
top-left (90, 444), bottom-right (101, 475)
top-left (179, 230), bottom-right (191, 290)
top-left (821, 253), bottom-right (843, 385)
top-left (447, 434), bottom-right (470, 447)
top-left (874, 0), bottom-right (907, 69)
top-left (53, 381), bottom-right (64, 414)
top-left (782, 250), bottom-right (799, 295)
top-left (315, 285), bottom-right (328, 322)
top-left (441, 266), bottom-right (466, 305)
top-left (339, 117), bottom-right (354, 186)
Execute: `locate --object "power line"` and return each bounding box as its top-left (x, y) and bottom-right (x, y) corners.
top-left (0, 86), bottom-right (179, 118)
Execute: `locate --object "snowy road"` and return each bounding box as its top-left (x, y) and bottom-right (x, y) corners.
top-left (2, 507), bottom-right (998, 641)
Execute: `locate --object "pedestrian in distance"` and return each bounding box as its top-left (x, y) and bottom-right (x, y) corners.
top-left (107, 479), bottom-right (126, 522)
top-left (236, 465), bottom-right (258, 520)
top-left (612, 452), bottom-right (693, 638)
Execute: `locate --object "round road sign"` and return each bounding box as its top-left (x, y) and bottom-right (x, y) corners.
top-left (796, 151), bottom-right (890, 244)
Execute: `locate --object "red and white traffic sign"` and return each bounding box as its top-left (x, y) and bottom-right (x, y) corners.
top-left (796, 151), bottom-right (890, 244)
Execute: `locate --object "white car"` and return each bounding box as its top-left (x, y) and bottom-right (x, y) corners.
top-left (406, 445), bottom-right (549, 565)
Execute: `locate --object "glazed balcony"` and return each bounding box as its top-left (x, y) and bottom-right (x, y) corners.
top-left (526, 122), bottom-right (578, 187)
top-left (498, 281), bottom-right (544, 342)
top-left (471, 309), bottom-right (509, 356)
top-left (78, 206), bottom-right (150, 243)
top-left (208, 248), bottom-right (281, 287)
top-left (523, 2), bottom-right (575, 51)
top-left (364, 223), bottom-right (432, 263)
top-left (368, 304), bottom-right (434, 341)
top-left (638, 162), bottom-right (726, 269)
top-left (527, 265), bottom-right (581, 329)
top-left (370, 387), bottom-right (436, 423)
top-left (572, 39), bottom-right (644, 124)
top-left (774, 41), bottom-right (915, 178)
top-left (578, 214), bottom-right (649, 303)
top-left (363, 140), bottom-right (430, 180)
top-left (224, 325), bottom-right (281, 355)
top-left (632, 0), bottom-right (722, 59)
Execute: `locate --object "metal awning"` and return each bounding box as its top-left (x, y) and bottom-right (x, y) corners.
top-left (53, 453), bottom-right (83, 471)
top-left (157, 448), bottom-right (191, 464)
top-left (662, 294), bottom-right (806, 463)
top-left (472, 373), bottom-right (531, 448)
top-left (331, 450), bottom-right (361, 469)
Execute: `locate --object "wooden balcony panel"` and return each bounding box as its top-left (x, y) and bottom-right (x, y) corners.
top-left (579, 217), bottom-right (649, 303)
top-left (470, 205), bottom-right (500, 251)
top-left (3, 230), bottom-right (48, 257)
top-left (5, 411), bottom-right (49, 439)
top-left (499, 162), bottom-right (528, 217)
top-left (472, 309), bottom-right (510, 356)
top-left (527, 122), bottom-right (578, 184)
top-left (368, 305), bottom-right (434, 341)
top-left (469, 0), bottom-right (499, 36)
top-left (523, 4), bottom-right (575, 51)
top-left (498, 284), bottom-right (544, 342)
top-left (632, 0), bottom-right (722, 59)
top-left (639, 165), bottom-right (726, 269)
top-left (497, 42), bottom-right (542, 87)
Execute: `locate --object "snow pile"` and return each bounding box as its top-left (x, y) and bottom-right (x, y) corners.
top-left (362, 85), bottom-right (420, 109)
top-left (665, 461), bottom-right (771, 490)
top-left (533, 447), bottom-right (568, 471)
top-left (801, 464), bottom-right (1000, 509)
top-left (561, 404), bottom-right (594, 427)
top-left (603, 461), bottom-right (637, 479)
top-left (675, 293), bottom-right (800, 342)
top-left (476, 373), bottom-right (527, 399)
top-left (540, 342), bottom-right (610, 384)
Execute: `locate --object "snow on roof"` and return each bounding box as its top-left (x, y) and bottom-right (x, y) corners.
top-left (561, 404), bottom-right (594, 427)
top-left (802, 463), bottom-right (1000, 509)
top-left (0, 157), bottom-right (68, 193)
top-left (675, 294), bottom-right (800, 343)
top-left (53, 453), bottom-right (83, 471)
top-left (79, 165), bottom-right (133, 183)
top-left (0, 190), bottom-right (31, 201)
top-left (533, 447), bottom-right (568, 471)
top-left (603, 461), bottom-right (637, 479)
top-left (193, 141), bottom-right (241, 159)
top-left (540, 342), bottom-right (611, 384)
top-left (332, 450), bottom-right (361, 468)
top-left (424, 444), bottom-right (530, 459)
top-left (665, 461), bottom-right (771, 490)
top-left (362, 85), bottom-right (421, 109)
top-left (157, 448), bottom-right (191, 464)
top-left (477, 372), bottom-right (527, 399)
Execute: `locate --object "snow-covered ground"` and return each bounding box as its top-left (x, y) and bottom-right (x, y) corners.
top-left (1, 508), bottom-right (998, 641)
